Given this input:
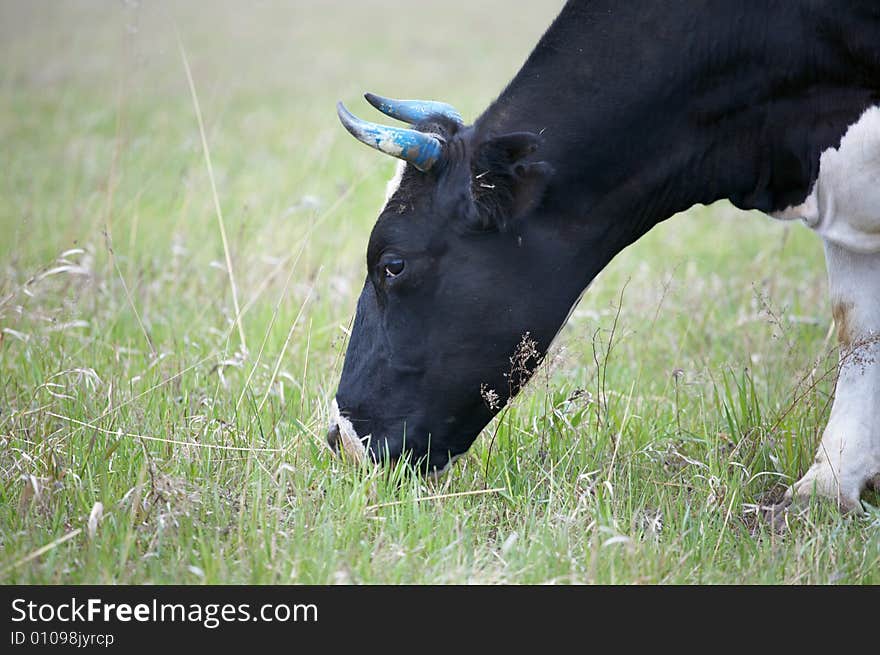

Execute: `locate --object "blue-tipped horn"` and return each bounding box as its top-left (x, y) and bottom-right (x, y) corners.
top-left (336, 101), bottom-right (444, 172)
top-left (364, 92), bottom-right (464, 125)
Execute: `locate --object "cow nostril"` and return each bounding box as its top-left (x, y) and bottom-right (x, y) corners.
top-left (327, 423), bottom-right (340, 452)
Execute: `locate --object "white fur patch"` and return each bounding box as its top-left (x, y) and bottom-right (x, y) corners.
top-left (330, 398), bottom-right (368, 462)
top-left (382, 161), bottom-right (407, 209)
top-left (777, 106), bottom-right (880, 510)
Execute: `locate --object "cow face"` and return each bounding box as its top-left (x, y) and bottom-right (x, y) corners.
top-left (327, 95), bottom-right (587, 473)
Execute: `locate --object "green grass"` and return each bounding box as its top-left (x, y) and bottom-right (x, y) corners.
top-left (1, 0), bottom-right (878, 584)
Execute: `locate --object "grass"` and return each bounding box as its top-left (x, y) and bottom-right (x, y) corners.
top-left (1, 0), bottom-right (878, 585)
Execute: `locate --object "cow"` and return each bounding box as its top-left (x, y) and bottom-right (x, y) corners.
top-left (327, 0), bottom-right (880, 514)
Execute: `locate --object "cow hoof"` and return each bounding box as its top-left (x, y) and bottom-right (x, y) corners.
top-left (785, 461), bottom-right (866, 515)
top-left (761, 476), bottom-right (868, 531)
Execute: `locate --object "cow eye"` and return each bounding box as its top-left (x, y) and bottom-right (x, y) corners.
top-left (383, 257), bottom-right (405, 279)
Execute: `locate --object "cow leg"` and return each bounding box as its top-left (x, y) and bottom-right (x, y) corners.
top-left (767, 107), bottom-right (880, 516)
top-left (785, 243), bottom-right (880, 511)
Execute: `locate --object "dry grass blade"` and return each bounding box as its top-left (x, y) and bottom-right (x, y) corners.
top-left (364, 487), bottom-right (507, 512)
top-left (87, 501), bottom-right (104, 539)
top-left (47, 413), bottom-right (282, 453)
top-left (105, 231), bottom-right (157, 357)
top-left (1, 528), bottom-right (82, 578)
top-left (255, 268), bottom-right (321, 415)
top-left (176, 26), bottom-right (247, 352)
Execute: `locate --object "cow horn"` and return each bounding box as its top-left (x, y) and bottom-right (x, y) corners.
top-left (336, 102), bottom-right (444, 172)
top-left (364, 92), bottom-right (464, 126)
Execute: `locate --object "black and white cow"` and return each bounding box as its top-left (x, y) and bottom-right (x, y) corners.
top-left (328, 0), bottom-right (880, 513)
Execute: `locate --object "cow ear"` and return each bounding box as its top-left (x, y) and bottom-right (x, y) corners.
top-left (509, 160), bottom-right (553, 220)
top-left (471, 131), bottom-right (552, 228)
top-left (478, 131), bottom-right (541, 167)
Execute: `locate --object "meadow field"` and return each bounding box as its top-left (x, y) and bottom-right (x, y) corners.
top-left (1, 0), bottom-right (878, 584)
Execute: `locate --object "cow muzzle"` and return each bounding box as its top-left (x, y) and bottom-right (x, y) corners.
top-left (327, 398), bottom-right (369, 462)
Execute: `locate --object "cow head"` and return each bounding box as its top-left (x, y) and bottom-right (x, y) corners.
top-left (327, 93), bottom-right (592, 473)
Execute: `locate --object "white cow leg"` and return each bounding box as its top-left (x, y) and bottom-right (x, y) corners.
top-left (786, 241), bottom-right (880, 512)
